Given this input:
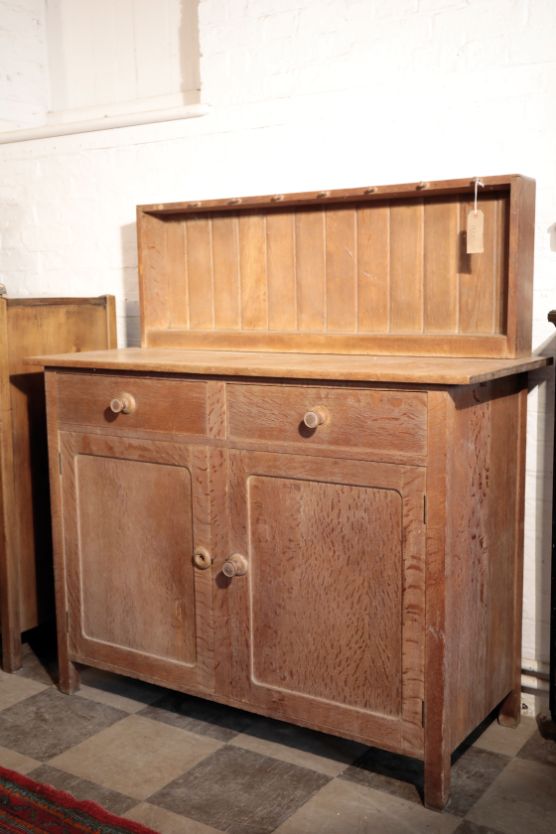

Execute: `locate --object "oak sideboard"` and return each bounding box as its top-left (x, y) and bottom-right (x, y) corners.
top-left (32, 176), bottom-right (548, 809)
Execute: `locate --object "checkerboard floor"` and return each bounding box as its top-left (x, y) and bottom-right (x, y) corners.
top-left (0, 636), bottom-right (555, 834)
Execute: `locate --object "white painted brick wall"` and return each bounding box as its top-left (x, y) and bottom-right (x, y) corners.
top-left (0, 0), bottom-right (47, 129)
top-left (1, 0), bottom-right (555, 684)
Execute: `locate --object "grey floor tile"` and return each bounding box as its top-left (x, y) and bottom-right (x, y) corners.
top-left (453, 822), bottom-right (507, 834)
top-left (446, 747), bottom-right (511, 817)
top-left (466, 758), bottom-right (556, 834)
top-left (0, 688), bottom-right (127, 760)
top-left (149, 744), bottom-right (329, 834)
top-left (274, 778), bottom-right (461, 834)
top-left (340, 746), bottom-right (423, 803)
top-left (516, 728), bottom-right (556, 768)
top-left (28, 764), bottom-right (138, 815)
top-left (140, 690), bottom-right (255, 741)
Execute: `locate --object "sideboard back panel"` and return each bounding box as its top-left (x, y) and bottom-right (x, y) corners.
top-left (138, 176), bottom-right (533, 357)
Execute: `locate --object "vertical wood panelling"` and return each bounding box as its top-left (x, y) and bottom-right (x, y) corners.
top-left (186, 218), bottom-right (214, 330)
top-left (166, 221), bottom-right (188, 328)
top-left (146, 191), bottom-right (509, 344)
top-left (139, 214), bottom-right (169, 331)
top-left (296, 210), bottom-right (326, 331)
top-left (239, 213), bottom-right (268, 330)
top-left (390, 202), bottom-right (424, 333)
top-left (325, 208), bottom-right (357, 332)
top-left (357, 205), bottom-right (390, 333)
top-left (212, 215), bottom-right (241, 330)
top-left (424, 201), bottom-right (459, 333)
top-left (494, 197), bottom-right (509, 335)
top-left (267, 212), bottom-right (297, 331)
top-left (459, 198), bottom-right (499, 334)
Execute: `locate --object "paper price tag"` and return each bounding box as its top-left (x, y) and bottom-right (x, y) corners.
top-left (467, 209), bottom-right (484, 254)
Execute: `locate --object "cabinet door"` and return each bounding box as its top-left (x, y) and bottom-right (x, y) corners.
top-left (222, 450), bottom-right (425, 756)
top-left (59, 432), bottom-right (213, 693)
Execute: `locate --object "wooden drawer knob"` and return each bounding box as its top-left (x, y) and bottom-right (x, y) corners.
top-left (303, 407), bottom-right (328, 430)
top-left (193, 547), bottom-right (212, 570)
top-left (109, 393), bottom-right (136, 415)
top-left (222, 553), bottom-right (248, 578)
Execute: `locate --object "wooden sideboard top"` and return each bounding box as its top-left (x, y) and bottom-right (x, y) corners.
top-left (28, 348), bottom-right (549, 385)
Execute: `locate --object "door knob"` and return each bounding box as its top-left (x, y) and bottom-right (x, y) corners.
top-left (193, 547), bottom-right (212, 570)
top-left (109, 393), bottom-right (136, 414)
top-left (303, 406), bottom-right (328, 429)
top-left (222, 553), bottom-right (248, 578)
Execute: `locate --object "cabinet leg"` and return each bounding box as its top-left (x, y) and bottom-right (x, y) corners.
top-left (498, 689), bottom-right (521, 728)
top-left (58, 659), bottom-right (80, 694)
top-left (424, 751), bottom-right (451, 811)
top-left (1, 632), bottom-right (22, 673)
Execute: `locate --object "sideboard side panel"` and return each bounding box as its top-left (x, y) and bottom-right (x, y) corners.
top-left (445, 377), bottom-right (525, 750)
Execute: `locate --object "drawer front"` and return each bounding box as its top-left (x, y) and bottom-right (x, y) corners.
top-left (226, 384), bottom-right (427, 457)
top-left (56, 373), bottom-right (207, 435)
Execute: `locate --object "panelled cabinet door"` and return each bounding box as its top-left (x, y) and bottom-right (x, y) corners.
top-left (58, 432), bottom-right (214, 693)
top-left (223, 450), bottom-right (426, 757)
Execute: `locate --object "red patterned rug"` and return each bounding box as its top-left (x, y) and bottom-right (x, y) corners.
top-left (0, 765), bottom-right (158, 833)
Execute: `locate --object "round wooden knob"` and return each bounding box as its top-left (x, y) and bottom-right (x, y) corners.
top-left (193, 547), bottom-right (212, 570)
top-left (109, 393), bottom-right (136, 415)
top-left (222, 553), bottom-right (248, 578)
top-left (303, 407), bottom-right (328, 429)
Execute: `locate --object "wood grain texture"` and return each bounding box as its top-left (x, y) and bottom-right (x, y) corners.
top-left (296, 209), bottom-right (326, 332)
top-left (266, 211), bottom-right (296, 331)
top-left (61, 432), bottom-right (214, 693)
top-left (56, 372), bottom-right (207, 435)
top-left (225, 450), bottom-right (425, 757)
top-left (498, 383), bottom-right (527, 726)
top-left (390, 201), bottom-right (424, 334)
top-left (212, 215), bottom-right (241, 330)
top-left (240, 213), bottom-right (267, 330)
top-left (249, 475), bottom-right (403, 713)
top-left (325, 208), bottom-right (357, 332)
top-left (424, 200), bottom-right (459, 333)
top-left (136, 176), bottom-right (533, 357)
top-left (357, 205), bottom-right (390, 333)
top-left (444, 378), bottom-right (526, 747)
top-left (0, 296), bottom-right (116, 673)
top-left (30, 347), bottom-right (550, 385)
top-left (424, 390), bottom-right (450, 810)
top-left (226, 383), bottom-right (427, 458)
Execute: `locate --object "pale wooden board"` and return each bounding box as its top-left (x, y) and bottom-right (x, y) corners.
top-left (29, 347), bottom-right (550, 385)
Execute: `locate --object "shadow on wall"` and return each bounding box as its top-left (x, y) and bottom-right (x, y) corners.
top-left (120, 222), bottom-right (140, 347)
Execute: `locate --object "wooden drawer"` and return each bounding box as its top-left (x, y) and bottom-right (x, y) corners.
top-left (226, 383), bottom-right (427, 458)
top-left (56, 372), bottom-right (207, 436)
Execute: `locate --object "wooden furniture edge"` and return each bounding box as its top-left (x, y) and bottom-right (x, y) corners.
top-left (0, 298), bottom-right (20, 671)
top-left (498, 381), bottom-right (528, 726)
top-left (44, 371), bottom-right (79, 693)
top-left (424, 390), bottom-right (450, 810)
top-left (137, 174), bottom-right (524, 215)
top-left (24, 350), bottom-right (550, 386)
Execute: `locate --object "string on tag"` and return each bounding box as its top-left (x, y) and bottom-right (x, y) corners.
top-left (473, 178), bottom-right (484, 215)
